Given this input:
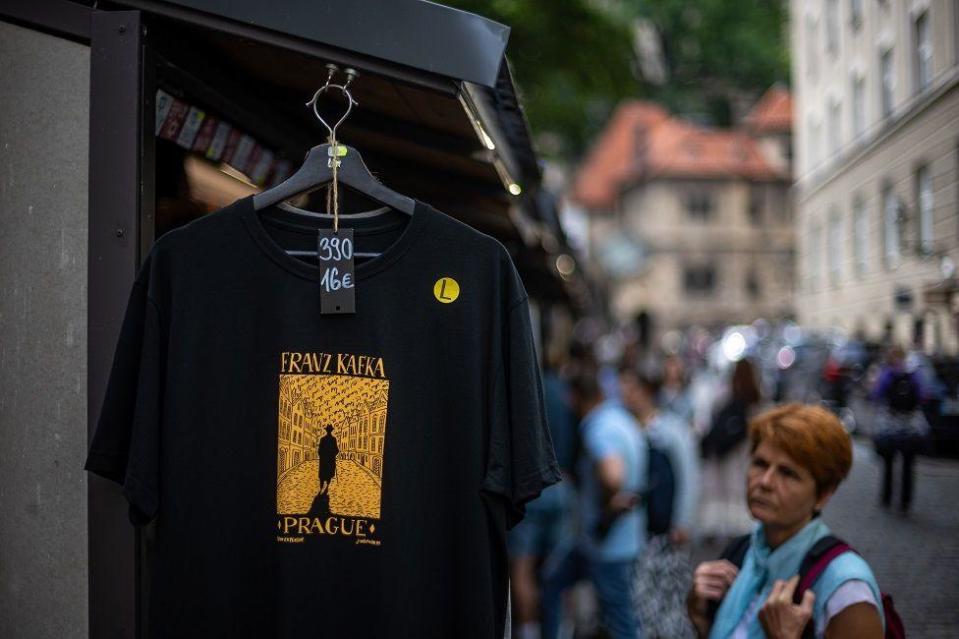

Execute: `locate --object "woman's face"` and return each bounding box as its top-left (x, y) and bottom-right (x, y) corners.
top-left (746, 441), bottom-right (831, 528)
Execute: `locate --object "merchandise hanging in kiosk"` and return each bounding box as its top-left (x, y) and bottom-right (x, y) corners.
top-left (73, 1), bottom-right (581, 637)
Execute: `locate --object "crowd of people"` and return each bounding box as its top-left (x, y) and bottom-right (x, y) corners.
top-left (508, 338), bottom-right (920, 639)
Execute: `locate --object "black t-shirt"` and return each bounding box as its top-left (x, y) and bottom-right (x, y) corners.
top-left (84, 194), bottom-right (561, 638)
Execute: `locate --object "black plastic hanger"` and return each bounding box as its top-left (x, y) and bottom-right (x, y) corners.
top-left (253, 142), bottom-right (414, 215)
top-left (252, 66), bottom-right (415, 216)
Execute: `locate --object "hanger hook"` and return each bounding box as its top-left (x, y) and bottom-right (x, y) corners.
top-left (305, 64), bottom-right (360, 141)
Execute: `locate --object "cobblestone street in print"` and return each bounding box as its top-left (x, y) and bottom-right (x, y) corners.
top-left (277, 457), bottom-right (381, 519)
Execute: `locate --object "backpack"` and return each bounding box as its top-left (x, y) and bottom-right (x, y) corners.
top-left (886, 371), bottom-right (919, 413)
top-left (700, 400), bottom-right (748, 459)
top-left (711, 534), bottom-right (906, 638)
top-left (644, 445), bottom-right (676, 536)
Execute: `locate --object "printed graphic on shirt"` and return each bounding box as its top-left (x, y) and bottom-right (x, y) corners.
top-left (275, 351), bottom-right (388, 546)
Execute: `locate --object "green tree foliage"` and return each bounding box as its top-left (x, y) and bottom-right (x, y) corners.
top-left (635, 0), bottom-right (790, 126)
top-left (442, 0), bottom-right (789, 160)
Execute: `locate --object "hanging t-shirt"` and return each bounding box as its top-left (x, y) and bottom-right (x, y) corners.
top-left (83, 194), bottom-right (561, 639)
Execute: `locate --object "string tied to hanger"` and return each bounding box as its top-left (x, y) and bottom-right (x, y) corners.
top-left (326, 135), bottom-right (341, 233)
top-left (306, 64), bottom-right (358, 235)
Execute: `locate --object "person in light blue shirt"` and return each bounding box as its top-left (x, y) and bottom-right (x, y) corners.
top-left (577, 398), bottom-right (646, 563)
top-left (620, 366), bottom-right (700, 638)
top-left (620, 367), bottom-right (699, 541)
top-left (540, 366), bottom-right (646, 639)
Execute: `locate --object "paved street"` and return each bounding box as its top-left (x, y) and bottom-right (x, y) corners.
top-left (277, 457), bottom-right (381, 518)
top-left (824, 442), bottom-right (959, 638)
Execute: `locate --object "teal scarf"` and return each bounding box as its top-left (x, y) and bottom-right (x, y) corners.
top-left (708, 518), bottom-right (830, 639)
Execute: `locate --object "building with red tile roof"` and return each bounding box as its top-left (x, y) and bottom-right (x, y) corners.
top-left (570, 86), bottom-right (796, 339)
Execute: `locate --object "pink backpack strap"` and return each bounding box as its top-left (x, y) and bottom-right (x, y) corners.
top-left (793, 537), bottom-right (853, 603)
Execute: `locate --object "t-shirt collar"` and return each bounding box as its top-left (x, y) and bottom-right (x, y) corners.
top-left (237, 193), bottom-right (429, 282)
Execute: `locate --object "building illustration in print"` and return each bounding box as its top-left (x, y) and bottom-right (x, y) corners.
top-left (277, 383), bottom-right (319, 473)
top-left (275, 353), bottom-right (389, 538)
top-left (342, 394), bottom-right (387, 479)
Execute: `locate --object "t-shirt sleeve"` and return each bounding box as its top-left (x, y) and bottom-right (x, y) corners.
top-left (482, 295), bottom-right (563, 528)
top-left (813, 553), bottom-right (885, 637)
top-left (84, 278), bottom-right (164, 526)
top-left (816, 580), bottom-right (879, 637)
top-left (583, 419), bottom-right (618, 461)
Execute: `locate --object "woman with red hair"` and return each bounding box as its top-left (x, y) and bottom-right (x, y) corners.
top-left (687, 404), bottom-right (885, 638)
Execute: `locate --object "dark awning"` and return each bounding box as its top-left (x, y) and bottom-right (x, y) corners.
top-left (19, 0), bottom-right (589, 308)
top-left (151, 0), bottom-right (510, 89)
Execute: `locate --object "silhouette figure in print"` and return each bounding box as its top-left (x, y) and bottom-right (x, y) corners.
top-left (309, 425), bottom-right (339, 514)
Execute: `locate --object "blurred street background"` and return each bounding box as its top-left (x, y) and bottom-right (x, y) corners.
top-left (440, 1), bottom-right (959, 637)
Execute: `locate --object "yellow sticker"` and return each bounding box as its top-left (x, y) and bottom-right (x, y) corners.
top-left (433, 277), bottom-right (460, 304)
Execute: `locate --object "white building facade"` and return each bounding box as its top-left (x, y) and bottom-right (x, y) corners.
top-left (791, 0), bottom-right (959, 352)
